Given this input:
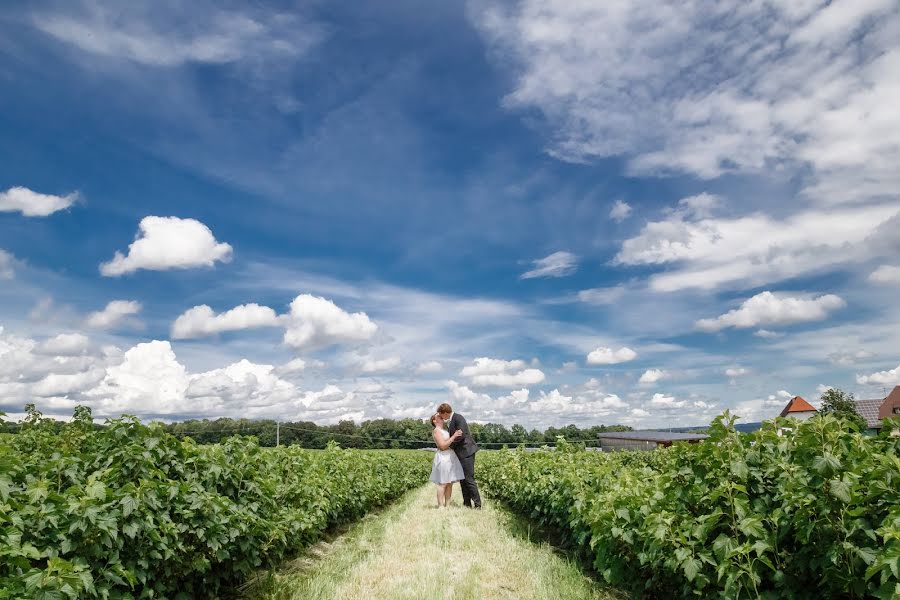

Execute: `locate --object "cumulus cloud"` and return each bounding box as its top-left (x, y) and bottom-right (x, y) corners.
top-left (445, 380), bottom-right (492, 409)
top-left (283, 294), bottom-right (377, 350)
top-left (638, 369), bottom-right (668, 385)
top-left (86, 341), bottom-right (190, 415)
top-left (615, 202), bottom-right (898, 292)
top-left (609, 200), bottom-right (632, 222)
top-left (856, 364), bottom-right (900, 386)
top-left (0, 186), bottom-right (78, 216)
top-left (37, 333), bottom-right (90, 355)
top-left (101, 216), bottom-right (233, 276)
top-left (31, 369), bottom-right (105, 397)
top-left (869, 265), bottom-right (900, 285)
top-left (0, 249), bottom-right (14, 279)
top-left (459, 357), bottom-right (546, 387)
top-left (472, 0), bottom-right (900, 203)
top-left (520, 251), bottom-right (578, 279)
top-left (185, 359), bottom-right (297, 410)
top-left (171, 303), bottom-right (279, 339)
top-left (725, 367), bottom-right (748, 378)
top-left (696, 292), bottom-right (846, 332)
top-left (416, 361), bottom-right (443, 374)
top-left (85, 300), bottom-right (142, 329)
top-left (276, 358), bottom-right (307, 374)
top-left (586, 346), bottom-right (637, 365)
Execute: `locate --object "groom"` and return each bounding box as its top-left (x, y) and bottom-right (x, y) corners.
top-left (437, 403), bottom-right (481, 509)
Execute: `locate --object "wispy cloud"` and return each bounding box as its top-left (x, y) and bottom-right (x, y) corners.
top-left (520, 251), bottom-right (578, 279)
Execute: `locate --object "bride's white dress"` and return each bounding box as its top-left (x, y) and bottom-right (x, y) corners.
top-left (430, 428), bottom-right (464, 484)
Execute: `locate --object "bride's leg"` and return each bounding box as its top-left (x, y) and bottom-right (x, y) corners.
top-left (436, 484), bottom-right (444, 508)
top-left (444, 483), bottom-right (453, 506)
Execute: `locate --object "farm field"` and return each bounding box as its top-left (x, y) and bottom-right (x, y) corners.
top-left (479, 414), bottom-right (900, 599)
top-left (0, 408), bottom-right (431, 598)
top-left (3, 408), bottom-right (899, 599)
top-left (245, 483), bottom-right (621, 600)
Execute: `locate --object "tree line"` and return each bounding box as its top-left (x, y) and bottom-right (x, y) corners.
top-left (1, 405), bottom-right (632, 448)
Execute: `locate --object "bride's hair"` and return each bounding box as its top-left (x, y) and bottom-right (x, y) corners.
top-left (430, 413), bottom-right (440, 427)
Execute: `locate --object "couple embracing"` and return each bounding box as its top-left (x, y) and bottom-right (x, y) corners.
top-left (428, 403), bottom-right (481, 509)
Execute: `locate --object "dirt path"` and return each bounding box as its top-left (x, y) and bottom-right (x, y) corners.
top-left (246, 484), bottom-right (624, 600)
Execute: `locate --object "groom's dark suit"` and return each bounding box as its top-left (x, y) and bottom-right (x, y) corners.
top-left (447, 413), bottom-right (481, 508)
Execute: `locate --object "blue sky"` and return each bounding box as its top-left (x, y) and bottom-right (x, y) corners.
top-left (1, 0), bottom-right (899, 428)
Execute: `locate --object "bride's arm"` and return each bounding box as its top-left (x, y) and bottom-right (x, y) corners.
top-left (432, 429), bottom-right (455, 451)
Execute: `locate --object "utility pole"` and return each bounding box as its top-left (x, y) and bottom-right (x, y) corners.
top-left (276, 422), bottom-right (280, 447)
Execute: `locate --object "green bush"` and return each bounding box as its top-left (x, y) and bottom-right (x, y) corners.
top-left (0, 408), bottom-right (430, 599)
top-left (480, 413), bottom-right (900, 599)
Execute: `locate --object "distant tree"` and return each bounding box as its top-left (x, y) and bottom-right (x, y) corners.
top-left (819, 388), bottom-right (867, 430)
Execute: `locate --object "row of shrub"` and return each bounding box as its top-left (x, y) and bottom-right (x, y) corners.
top-left (0, 407), bottom-right (431, 598)
top-left (479, 414), bottom-right (900, 599)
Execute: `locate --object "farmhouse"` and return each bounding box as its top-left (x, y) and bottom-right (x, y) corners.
top-left (597, 431), bottom-right (708, 451)
top-left (775, 385), bottom-right (900, 433)
top-left (778, 396), bottom-right (817, 421)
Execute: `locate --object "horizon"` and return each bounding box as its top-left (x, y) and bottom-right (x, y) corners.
top-left (1, 1), bottom-right (899, 430)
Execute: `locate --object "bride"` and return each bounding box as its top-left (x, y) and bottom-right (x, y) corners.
top-left (429, 412), bottom-right (464, 508)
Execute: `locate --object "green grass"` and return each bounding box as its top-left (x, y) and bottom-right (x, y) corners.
top-left (242, 484), bottom-right (626, 600)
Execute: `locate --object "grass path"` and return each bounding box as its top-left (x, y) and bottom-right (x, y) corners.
top-left (244, 484), bottom-right (625, 600)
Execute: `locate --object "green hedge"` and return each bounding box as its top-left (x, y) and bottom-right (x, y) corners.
top-left (0, 408), bottom-right (431, 599)
top-left (480, 414), bottom-right (900, 599)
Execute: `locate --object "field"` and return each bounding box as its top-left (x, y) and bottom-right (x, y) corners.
top-left (479, 414), bottom-right (900, 599)
top-left (0, 409), bottom-right (430, 598)
top-left (3, 408), bottom-right (899, 599)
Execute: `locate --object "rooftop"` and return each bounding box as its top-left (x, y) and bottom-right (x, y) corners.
top-left (779, 396), bottom-right (817, 417)
top-left (855, 398), bottom-right (884, 429)
top-left (598, 431), bottom-right (709, 443)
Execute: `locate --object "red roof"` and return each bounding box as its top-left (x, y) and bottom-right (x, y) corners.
top-left (779, 396), bottom-right (817, 417)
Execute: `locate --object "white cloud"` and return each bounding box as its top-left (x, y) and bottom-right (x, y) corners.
top-left (459, 357), bottom-right (546, 387)
top-left (725, 367), bottom-right (748, 378)
top-left (576, 286), bottom-right (626, 305)
top-left (171, 303), bottom-right (279, 339)
top-left (283, 294), bottom-right (377, 350)
top-left (828, 349), bottom-right (874, 366)
top-left (0, 249), bottom-right (14, 279)
top-left (276, 358), bottom-right (307, 374)
top-left (86, 340), bottom-right (189, 415)
top-left (649, 393), bottom-right (686, 408)
top-left (34, 6), bottom-right (321, 68)
top-left (734, 390), bottom-right (794, 422)
top-left (31, 369), bottom-right (105, 397)
top-left (696, 292), bottom-right (846, 332)
top-left (100, 216), bottom-right (233, 276)
top-left (869, 265), bottom-right (900, 285)
top-left (630, 408), bottom-right (650, 418)
top-left (520, 251), bottom-right (578, 279)
top-left (754, 329), bottom-right (783, 339)
top-left (615, 203), bottom-right (898, 292)
top-left (37, 333), bottom-right (90, 356)
top-left (638, 368), bottom-right (668, 384)
top-left (0, 186), bottom-right (77, 216)
top-left (586, 346), bottom-right (637, 365)
top-left (416, 361), bottom-right (443, 373)
top-left (445, 380), bottom-right (492, 409)
top-left (856, 364), bottom-right (900, 386)
top-left (85, 300), bottom-right (142, 329)
top-left (472, 0), bottom-right (900, 203)
top-left (359, 356), bottom-right (402, 373)
top-left (186, 359), bottom-right (297, 411)
top-left (609, 200), bottom-right (632, 222)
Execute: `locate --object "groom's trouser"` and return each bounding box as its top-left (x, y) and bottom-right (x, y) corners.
top-left (458, 453), bottom-right (481, 508)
